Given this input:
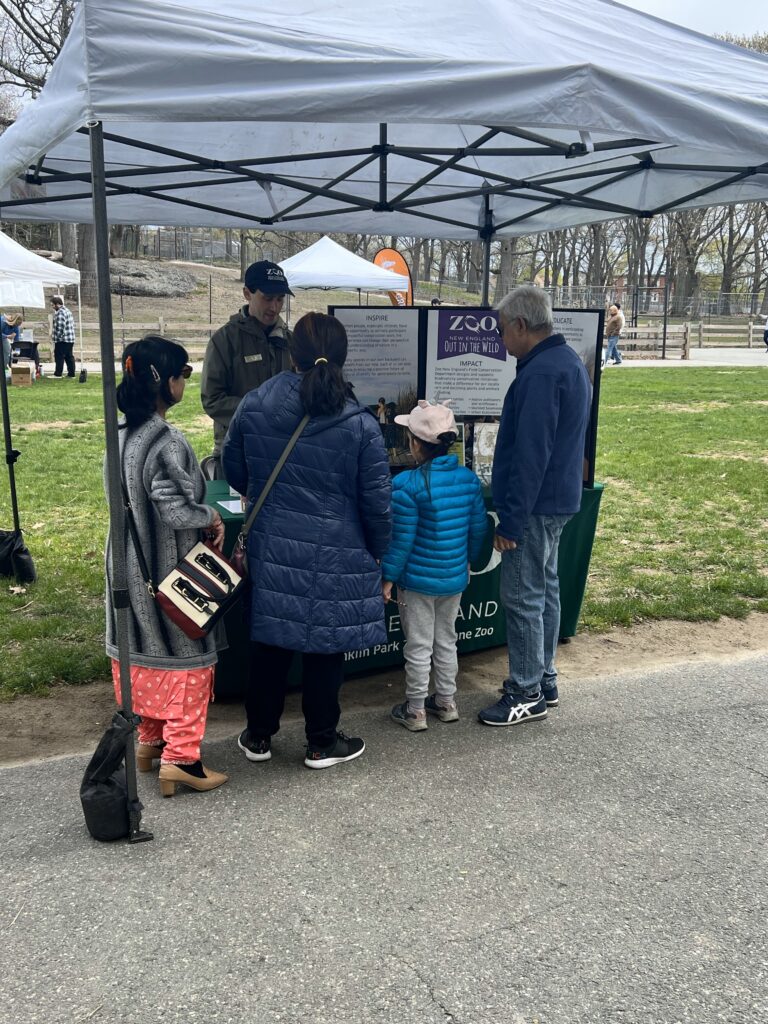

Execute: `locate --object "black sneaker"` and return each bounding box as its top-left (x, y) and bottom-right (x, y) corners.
top-left (304, 731), bottom-right (365, 770)
top-left (542, 684), bottom-right (559, 708)
top-left (237, 729), bottom-right (272, 762)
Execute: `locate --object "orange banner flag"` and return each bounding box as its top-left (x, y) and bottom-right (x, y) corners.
top-left (373, 248), bottom-right (413, 307)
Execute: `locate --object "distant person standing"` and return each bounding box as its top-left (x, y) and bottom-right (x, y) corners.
top-left (604, 302), bottom-right (624, 366)
top-left (201, 260), bottom-right (294, 476)
top-left (51, 295), bottom-right (76, 378)
top-left (763, 318), bottom-right (768, 352)
top-left (1, 312), bottom-right (22, 371)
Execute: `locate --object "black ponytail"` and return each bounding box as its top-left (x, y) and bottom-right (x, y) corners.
top-left (414, 429), bottom-right (458, 500)
top-left (289, 312), bottom-right (353, 418)
top-left (117, 335), bottom-right (189, 430)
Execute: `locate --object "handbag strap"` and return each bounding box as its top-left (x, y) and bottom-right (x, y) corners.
top-left (119, 431), bottom-right (161, 596)
top-left (239, 413), bottom-right (310, 540)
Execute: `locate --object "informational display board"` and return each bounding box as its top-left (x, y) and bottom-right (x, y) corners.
top-left (330, 306), bottom-right (419, 409)
top-left (330, 303), bottom-right (604, 483)
top-left (425, 308), bottom-right (514, 416)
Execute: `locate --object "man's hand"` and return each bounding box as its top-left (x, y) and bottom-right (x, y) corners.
top-left (493, 532), bottom-right (517, 552)
top-left (382, 580), bottom-right (394, 603)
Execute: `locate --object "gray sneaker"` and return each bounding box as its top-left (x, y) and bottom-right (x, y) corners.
top-left (390, 702), bottom-right (427, 732)
top-left (424, 693), bottom-right (459, 722)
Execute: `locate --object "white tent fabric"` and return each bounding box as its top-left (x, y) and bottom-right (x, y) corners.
top-left (0, 0), bottom-right (766, 237)
top-left (0, 229), bottom-right (80, 289)
top-left (0, 278), bottom-right (45, 308)
top-left (279, 237), bottom-right (410, 291)
top-left (0, 229), bottom-right (80, 308)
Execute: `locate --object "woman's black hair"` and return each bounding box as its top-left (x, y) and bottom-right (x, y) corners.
top-left (117, 334), bottom-right (189, 430)
top-left (289, 312), bottom-right (353, 418)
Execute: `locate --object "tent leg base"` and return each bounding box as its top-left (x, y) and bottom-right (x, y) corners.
top-left (128, 829), bottom-right (154, 844)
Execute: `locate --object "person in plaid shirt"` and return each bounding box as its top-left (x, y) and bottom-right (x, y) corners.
top-left (51, 294), bottom-right (76, 378)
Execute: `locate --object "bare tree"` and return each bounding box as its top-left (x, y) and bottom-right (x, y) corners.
top-left (0, 1), bottom-right (76, 94)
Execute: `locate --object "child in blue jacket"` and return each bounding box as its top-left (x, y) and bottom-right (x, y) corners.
top-left (382, 400), bottom-right (488, 731)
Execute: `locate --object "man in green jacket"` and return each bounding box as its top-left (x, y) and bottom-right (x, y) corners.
top-left (201, 260), bottom-right (294, 474)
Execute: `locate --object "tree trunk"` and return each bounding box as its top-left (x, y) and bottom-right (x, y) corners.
top-left (77, 223), bottom-right (99, 305)
top-left (109, 224), bottom-right (125, 258)
top-left (59, 222), bottom-right (77, 268)
top-left (466, 240), bottom-right (483, 293)
top-left (493, 238), bottom-right (518, 303)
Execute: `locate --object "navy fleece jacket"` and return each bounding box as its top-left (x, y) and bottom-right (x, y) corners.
top-left (491, 334), bottom-right (591, 543)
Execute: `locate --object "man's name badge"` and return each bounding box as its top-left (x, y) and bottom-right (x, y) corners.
top-left (244, 354), bottom-right (263, 363)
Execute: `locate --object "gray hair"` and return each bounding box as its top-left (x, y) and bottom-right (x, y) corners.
top-left (497, 285), bottom-right (553, 334)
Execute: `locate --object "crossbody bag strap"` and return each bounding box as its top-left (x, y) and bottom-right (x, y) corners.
top-left (240, 413), bottom-right (310, 541)
top-left (119, 428), bottom-right (169, 597)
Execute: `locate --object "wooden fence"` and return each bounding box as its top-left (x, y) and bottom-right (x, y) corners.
top-left (19, 316), bottom-right (767, 363)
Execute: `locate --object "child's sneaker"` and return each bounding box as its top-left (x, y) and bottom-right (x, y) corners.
top-left (390, 702), bottom-right (427, 731)
top-left (424, 694), bottom-right (459, 722)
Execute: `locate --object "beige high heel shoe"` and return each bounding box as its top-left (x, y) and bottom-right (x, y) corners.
top-left (136, 744), bottom-right (164, 773)
top-left (158, 763), bottom-right (228, 797)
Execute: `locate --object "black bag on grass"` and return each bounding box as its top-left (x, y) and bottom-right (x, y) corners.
top-left (0, 528), bottom-right (36, 583)
top-left (80, 710), bottom-right (142, 842)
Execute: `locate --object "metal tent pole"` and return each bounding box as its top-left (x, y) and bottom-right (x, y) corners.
top-left (0, 353), bottom-right (21, 532)
top-left (480, 193), bottom-right (493, 307)
top-left (76, 283), bottom-right (84, 370)
top-left (89, 121), bottom-right (152, 844)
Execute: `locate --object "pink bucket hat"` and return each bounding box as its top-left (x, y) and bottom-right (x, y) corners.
top-left (395, 400), bottom-right (457, 444)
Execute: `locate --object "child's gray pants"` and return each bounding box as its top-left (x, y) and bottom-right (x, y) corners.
top-left (399, 589), bottom-right (462, 705)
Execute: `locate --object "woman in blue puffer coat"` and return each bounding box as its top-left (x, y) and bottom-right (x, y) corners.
top-left (222, 312), bottom-right (391, 770)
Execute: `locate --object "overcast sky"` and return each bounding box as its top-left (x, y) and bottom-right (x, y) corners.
top-left (620, 0), bottom-right (766, 37)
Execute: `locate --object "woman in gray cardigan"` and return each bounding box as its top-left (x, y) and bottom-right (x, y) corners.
top-left (107, 336), bottom-right (227, 797)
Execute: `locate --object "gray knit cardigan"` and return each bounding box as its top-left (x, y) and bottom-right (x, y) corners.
top-left (105, 413), bottom-right (222, 669)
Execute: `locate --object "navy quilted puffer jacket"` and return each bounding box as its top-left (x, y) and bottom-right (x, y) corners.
top-left (221, 372), bottom-right (392, 654)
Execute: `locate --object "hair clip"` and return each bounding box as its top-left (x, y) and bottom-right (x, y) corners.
top-left (150, 364), bottom-right (161, 383)
top-left (314, 356), bottom-right (328, 366)
top-left (124, 355), bottom-right (134, 376)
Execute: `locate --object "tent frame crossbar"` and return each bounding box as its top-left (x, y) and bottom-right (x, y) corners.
top-left (12, 123), bottom-right (765, 239)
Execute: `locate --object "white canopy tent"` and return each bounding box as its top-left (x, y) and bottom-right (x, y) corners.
top-left (279, 236), bottom-right (410, 292)
top-left (1, 0), bottom-right (766, 841)
top-left (0, 229), bottom-right (80, 308)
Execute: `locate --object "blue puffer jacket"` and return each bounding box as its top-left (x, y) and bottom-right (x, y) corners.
top-left (381, 455), bottom-right (488, 597)
top-left (221, 372), bottom-right (392, 654)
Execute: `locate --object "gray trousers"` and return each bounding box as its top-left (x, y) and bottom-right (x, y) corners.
top-left (399, 589), bottom-right (462, 704)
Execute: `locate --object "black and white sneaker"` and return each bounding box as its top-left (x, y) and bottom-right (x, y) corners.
top-left (477, 691), bottom-right (547, 727)
top-left (304, 731), bottom-right (365, 770)
top-left (237, 729), bottom-right (272, 762)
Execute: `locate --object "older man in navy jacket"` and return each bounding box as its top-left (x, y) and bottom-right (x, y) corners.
top-left (479, 286), bottom-right (590, 727)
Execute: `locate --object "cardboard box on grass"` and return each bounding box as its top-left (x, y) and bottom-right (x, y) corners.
top-left (11, 364), bottom-right (34, 386)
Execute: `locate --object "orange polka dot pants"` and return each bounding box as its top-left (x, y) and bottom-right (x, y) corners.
top-left (111, 660), bottom-right (215, 765)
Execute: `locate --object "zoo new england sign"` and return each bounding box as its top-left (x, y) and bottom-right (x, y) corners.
top-left (426, 309), bottom-right (511, 416)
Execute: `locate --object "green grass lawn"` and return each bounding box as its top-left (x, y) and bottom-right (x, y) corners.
top-left (1, 368), bottom-right (766, 697)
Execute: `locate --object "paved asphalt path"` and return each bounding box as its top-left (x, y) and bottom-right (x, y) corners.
top-left (2, 655), bottom-right (766, 1024)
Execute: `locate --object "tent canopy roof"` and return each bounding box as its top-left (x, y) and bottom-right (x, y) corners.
top-left (0, 0), bottom-right (767, 237)
top-left (0, 229), bottom-right (80, 287)
top-left (279, 236), bottom-right (410, 290)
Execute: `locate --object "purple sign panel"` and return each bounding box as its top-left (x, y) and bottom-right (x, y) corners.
top-left (436, 311), bottom-right (506, 362)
